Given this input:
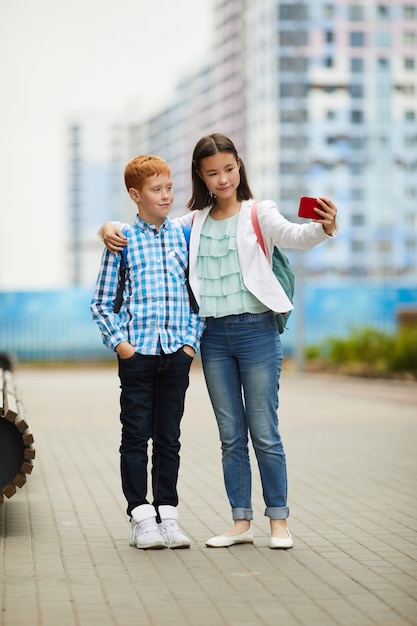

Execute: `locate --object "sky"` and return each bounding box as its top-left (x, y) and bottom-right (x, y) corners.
top-left (0, 0), bottom-right (214, 288)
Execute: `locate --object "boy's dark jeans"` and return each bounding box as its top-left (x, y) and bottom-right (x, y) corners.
top-left (117, 348), bottom-right (193, 517)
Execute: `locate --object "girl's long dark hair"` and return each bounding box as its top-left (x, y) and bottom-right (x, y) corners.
top-left (187, 133), bottom-right (254, 210)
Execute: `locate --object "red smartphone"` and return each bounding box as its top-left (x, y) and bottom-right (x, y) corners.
top-left (298, 196), bottom-right (320, 219)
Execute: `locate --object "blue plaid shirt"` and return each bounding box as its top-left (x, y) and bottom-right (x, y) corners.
top-left (90, 215), bottom-right (205, 355)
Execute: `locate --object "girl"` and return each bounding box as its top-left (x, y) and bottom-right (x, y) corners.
top-left (101, 133), bottom-right (338, 548)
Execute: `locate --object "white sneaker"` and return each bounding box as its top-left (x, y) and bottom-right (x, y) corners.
top-left (158, 520), bottom-right (191, 549)
top-left (130, 518), bottom-right (166, 549)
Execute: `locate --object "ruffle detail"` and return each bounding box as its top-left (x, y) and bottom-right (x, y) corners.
top-left (198, 229), bottom-right (238, 259)
top-left (198, 214), bottom-right (267, 317)
top-left (198, 215), bottom-right (242, 297)
top-left (200, 291), bottom-right (267, 318)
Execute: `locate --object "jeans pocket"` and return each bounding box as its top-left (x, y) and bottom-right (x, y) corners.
top-left (118, 351), bottom-right (138, 363)
top-left (180, 347), bottom-right (194, 362)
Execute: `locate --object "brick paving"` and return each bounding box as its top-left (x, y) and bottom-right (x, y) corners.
top-left (1, 362), bottom-right (416, 626)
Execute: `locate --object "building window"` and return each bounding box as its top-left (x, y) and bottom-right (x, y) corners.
top-left (397, 84), bottom-right (416, 95)
top-left (70, 125), bottom-right (80, 147)
top-left (376, 5), bottom-right (389, 19)
top-left (325, 30), bottom-right (334, 43)
top-left (350, 162), bottom-right (364, 174)
top-left (404, 134), bottom-right (417, 146)
top-left (351, 189), bottom-right (364, 201)
top-left (376, 240), bottom-right (392, 253)
top-left (280, 57), bottom-right (292, 72)
top-left (404, 31), bottom-right (417, 45)
top-left (351, 240), bottom-right (365, 252)
top-left (326, 110), bottom-right (336, 120)
top-left (280, 162), bottom-right (295, 174)
top-left (323, 4), bottom-right (335, 18)
top-left (377, 57), bottom-right (390, 70)
top-left (350, 265), bottom-right (367, 276)
top-left (279, 30), bottom-right (308, 46)
top-left (404, 57), bottom-right (415, 70)
top-left (280, 109), bottom-right (308, 123)
top-left (279, 4), bottom-right (295, 20)
top-left (279, 4), bottom-right (308, 20)
top-left (351, 136), bottom-right (366, 149)
top-left (404, 6), bottom-right (417, 19)
top-left (350, 31), bottom-right (365, 47)
top-left (405, 111), bottom-right (416, 121)
top-left (351, 84), bottom-right (364, 98)
top-left (405, 212), bottom-right (416, 226)
top-left (281, 136), bottom-right (293, 149)
top-left (351, 58), bottom-right (364, 72)
top-left (280, 83), bottom-right (302, 98)
top-left (324, 56), bottom-right (334, 67)
top-left (280, 57), bottom-right (308, 72)
top-left (351, 110), bottom-right (364, 123)
top-left (351, 213), bottom-right (365, 226)
top-left (285, 135), bottom-right (308, 148)
top-left (349, 5), bottom-right (365, 21)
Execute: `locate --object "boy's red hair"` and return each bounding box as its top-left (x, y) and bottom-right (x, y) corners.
top-left (124, 155), bottom-right (171, 191)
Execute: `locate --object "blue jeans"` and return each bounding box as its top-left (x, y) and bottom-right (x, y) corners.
top-left (117, 348), bottom-right (193, 517)
top-left (200, 311), bottom-right (289, 521)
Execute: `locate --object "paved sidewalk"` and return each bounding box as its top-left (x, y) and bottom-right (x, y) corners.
top-left (1, 362), bottom-right (416, 626)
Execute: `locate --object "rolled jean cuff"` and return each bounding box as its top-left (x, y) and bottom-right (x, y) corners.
top-left (264, 506), bottom-right (289, 520)
top-left (232, 507), bottom-right (253, 521)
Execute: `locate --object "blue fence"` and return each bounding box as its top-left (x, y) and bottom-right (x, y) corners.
top-left (0, 289), bottom-right (109, 362)
top-left (0, 284), bottom-right (416, 362)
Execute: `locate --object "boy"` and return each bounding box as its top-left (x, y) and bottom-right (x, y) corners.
top-left (90, 155), bottom-right (205, 549)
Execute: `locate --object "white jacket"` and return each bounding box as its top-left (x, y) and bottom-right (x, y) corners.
top-left (177, 199), bottom-right (335, 314)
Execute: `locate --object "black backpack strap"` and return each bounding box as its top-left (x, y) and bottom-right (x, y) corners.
top-left (184, 263), bottom-right (199, 314)
top-left (113, 250), bottom-right (127, 314)
top-left (181, 221), bottom-right (199, 314)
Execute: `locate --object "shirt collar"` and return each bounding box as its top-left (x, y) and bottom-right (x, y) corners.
top-left (134, 214), bottom-right (170, 233)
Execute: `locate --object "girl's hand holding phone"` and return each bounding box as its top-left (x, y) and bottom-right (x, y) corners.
top-left (298, 196), bottom-right (338, 236)
top-left (298, 196), bottom-right (319, 219)
top-left (298, 196), bottom-right (337, 237)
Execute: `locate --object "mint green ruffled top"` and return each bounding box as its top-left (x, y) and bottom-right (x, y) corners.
top-left (198, 213), bottom-right (268, 318)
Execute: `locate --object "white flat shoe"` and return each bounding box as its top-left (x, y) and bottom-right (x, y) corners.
top-left (205, 526), bottom-right (254, 548)
top-left (269, 528), bottom-right (293, 549)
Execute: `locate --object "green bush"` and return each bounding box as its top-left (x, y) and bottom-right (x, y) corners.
top-left (390, 327), bottom-right (417, 374)
top-left (306, 326), bottom-right (417, 377)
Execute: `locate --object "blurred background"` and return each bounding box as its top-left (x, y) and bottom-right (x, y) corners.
top-left (0, 0), bottom-right (416, 371)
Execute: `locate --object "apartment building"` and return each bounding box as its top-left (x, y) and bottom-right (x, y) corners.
top-left (69, 0), bottom-right (417, 283)
top-left (263, 0), bottom-right (417, 279)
